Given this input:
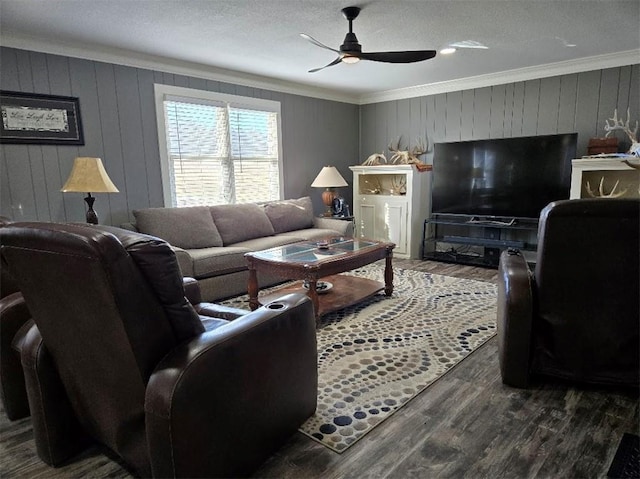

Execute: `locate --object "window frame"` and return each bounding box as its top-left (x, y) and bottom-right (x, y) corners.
top-left (154, 83), bottom-right (284, 207)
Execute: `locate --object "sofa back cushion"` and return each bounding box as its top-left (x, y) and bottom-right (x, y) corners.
top-left (264, 197), bottom-right (314, 234)
top-left (210, 203), bottom-right (275, 245)
top-left (133, 206), bottom-right (223, 249)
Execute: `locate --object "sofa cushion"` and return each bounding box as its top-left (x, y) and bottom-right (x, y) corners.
top-left (210, 203), bottom-right (275, 245)
top-left (230, 235), bottom-right (302, 251)
top-left (133, 206), bottom-right (223, 249)
top-left (264, 197), bottom-right (314, 234)
top-left (188, 246), bottom-right (251, 278)
top-left (274, 228), bottom-right (340, 241)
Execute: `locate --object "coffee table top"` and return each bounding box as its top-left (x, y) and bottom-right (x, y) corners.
top-left (247, 237), bottom-right (382, 264)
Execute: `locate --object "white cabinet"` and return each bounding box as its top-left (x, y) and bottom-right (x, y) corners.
top-left (349, 165), bottom-right (431, 259)
top-left (570, 157), bottom-right (640, 199)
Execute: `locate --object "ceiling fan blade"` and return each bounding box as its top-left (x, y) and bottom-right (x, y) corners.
top-left (300, 33), bottom-right (340, 53)
top-left (358, 50), bottom-right (437, 63)
top-left (308, 57), bottom-right (342, 73)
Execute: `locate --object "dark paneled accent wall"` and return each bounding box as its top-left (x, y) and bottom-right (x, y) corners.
top-left (360, 65), bottom-right (640, 165)
top-left (0, 47), bottom-right (359, 225)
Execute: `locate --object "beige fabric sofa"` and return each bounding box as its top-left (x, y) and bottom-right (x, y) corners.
top-left (121, 197), bottom-right (352, 301)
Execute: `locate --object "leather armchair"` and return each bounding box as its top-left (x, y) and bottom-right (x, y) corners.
top-left (0, 222), bottom-right (318, 478)
top-left (497, 198), bottom-right (639, 389)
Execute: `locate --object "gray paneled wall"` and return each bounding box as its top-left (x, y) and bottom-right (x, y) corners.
top-left (360, 65), bottom-right (640, 165)
top-left (0, 47), bottom-right (359, 225)
top-left (2, 45), bottom-right (638, 226)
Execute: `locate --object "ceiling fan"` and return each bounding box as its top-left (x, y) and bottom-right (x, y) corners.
top-left (300, 6), bottom-right (437, 73)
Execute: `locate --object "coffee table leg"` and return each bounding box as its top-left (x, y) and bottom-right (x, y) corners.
top-left (248, 266), bottom-right (259, 311)
top-left (384, 247), bottom-right (394, 296)
top-left (307, 279), bottom-right (320, 319)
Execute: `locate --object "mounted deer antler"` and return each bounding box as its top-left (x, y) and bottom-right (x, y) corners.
top-left (604, 108), bottom-right (640, 156)
top-left (390, 175), bottom-right (407, 195)
top-left (388, 136), bottom-right (428, 165)
top-left (622, 159), bottom-right (640, 170)
top-left (585, 177), bottom-right (628, 198)
top-left (410, 138), bottom-right (428, 160)
top-left (362, 152), bottom-right (387, 166)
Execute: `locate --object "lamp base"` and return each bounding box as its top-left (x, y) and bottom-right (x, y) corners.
top-left (322, 188), bottom-right (337, 216)
top-left (84, 194), bottom-right (99, 224)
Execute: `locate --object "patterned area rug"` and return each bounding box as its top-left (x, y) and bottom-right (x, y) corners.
top-left (222, 264), bottom-right (497, 453)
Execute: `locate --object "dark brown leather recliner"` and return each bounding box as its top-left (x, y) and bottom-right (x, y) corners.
top-left (0, 222), bottom-right (318, 478)
top-left (497, 198), bottom-right (639, 389)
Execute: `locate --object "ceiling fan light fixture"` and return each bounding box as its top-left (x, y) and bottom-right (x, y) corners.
top-left (440, 47), bottom-right (457, 55)
top-left (301, 5), bottom-right (437, 73)
top-left (341, 55), bottom-right (360, 64)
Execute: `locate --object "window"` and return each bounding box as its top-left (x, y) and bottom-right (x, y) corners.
top-left (155, 84), bottom-right (282, 207)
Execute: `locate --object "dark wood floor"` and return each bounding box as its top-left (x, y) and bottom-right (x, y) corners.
top-left (1, 260), bottom-right (637, 478)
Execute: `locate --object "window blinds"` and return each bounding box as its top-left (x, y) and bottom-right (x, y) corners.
top-left (163, 99), bottom-right (280, 207)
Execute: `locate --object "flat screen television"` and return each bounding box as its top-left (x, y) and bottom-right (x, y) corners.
top-left (431, 133), bottom-right (578, 219)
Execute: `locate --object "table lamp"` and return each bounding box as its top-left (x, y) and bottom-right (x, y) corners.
top-left (311, 166), bottom-right (348, 216)
top-left (61, 157), bottom-right (119, 224)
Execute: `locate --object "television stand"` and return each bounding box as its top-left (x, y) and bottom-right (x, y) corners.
top-left (422, 213), bottom-right (538, 268)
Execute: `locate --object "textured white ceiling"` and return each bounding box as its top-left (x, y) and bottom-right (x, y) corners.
top-left (1, 0), bottom-right (639, 100)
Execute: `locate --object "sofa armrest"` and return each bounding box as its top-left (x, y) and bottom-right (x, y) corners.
top-left (314, 216), bottom-right (353, 236)
top-left (182, 277), bottom-right (202, 305)
top-left (497, 249), bottom-right (535, 388)
top-left (145, 293), bottom-right (317, 478)
top-left (171, 246), bottom-right (194, 277)
top-left (119, 222), bottom-right (139, 232)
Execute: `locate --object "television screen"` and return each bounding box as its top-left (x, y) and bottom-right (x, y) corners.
top-left (431, 133), bottom-right (578, 219)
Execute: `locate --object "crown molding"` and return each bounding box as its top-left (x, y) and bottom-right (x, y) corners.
top-left (357, 50), bottom-right (640, 104)
top-left (0, 33), bottom-right (360, 105)
top-left (2, 33), bottom-right (638, 107)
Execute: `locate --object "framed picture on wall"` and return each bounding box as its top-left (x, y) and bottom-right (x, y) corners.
top-left (0, 90), bottom-right (84, 145)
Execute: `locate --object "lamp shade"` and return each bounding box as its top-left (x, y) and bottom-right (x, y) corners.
top-left (61, 157), bottom-right (119, 193)
top-left (311, 166), bottom-right (348, 188)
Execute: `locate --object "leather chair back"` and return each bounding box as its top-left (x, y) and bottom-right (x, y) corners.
top-left (533, 199), bottom-right (639, 384)
top-left (0, 222), bottom-right (202, 473)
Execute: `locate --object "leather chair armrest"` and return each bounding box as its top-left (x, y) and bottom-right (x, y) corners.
top-left (145, 293), bottom-right (317, 479)
top-left (313, 217), bottom-right (353, 236)
top-left (20, 324), bottom-right (93, 466)
top-left (182, 278), bottom-right (247, 321)
top-left (0, 292), bottom-right (31, 420)
top-left (497, 249), bottom-right (535, 388)
top-left (195, 302), bottom-right (248, 321)
top-left (182, 277), bottom-right (202, 305)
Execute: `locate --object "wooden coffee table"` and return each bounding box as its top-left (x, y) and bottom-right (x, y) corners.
top-left (245, 237), bottom-right (395, 321)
